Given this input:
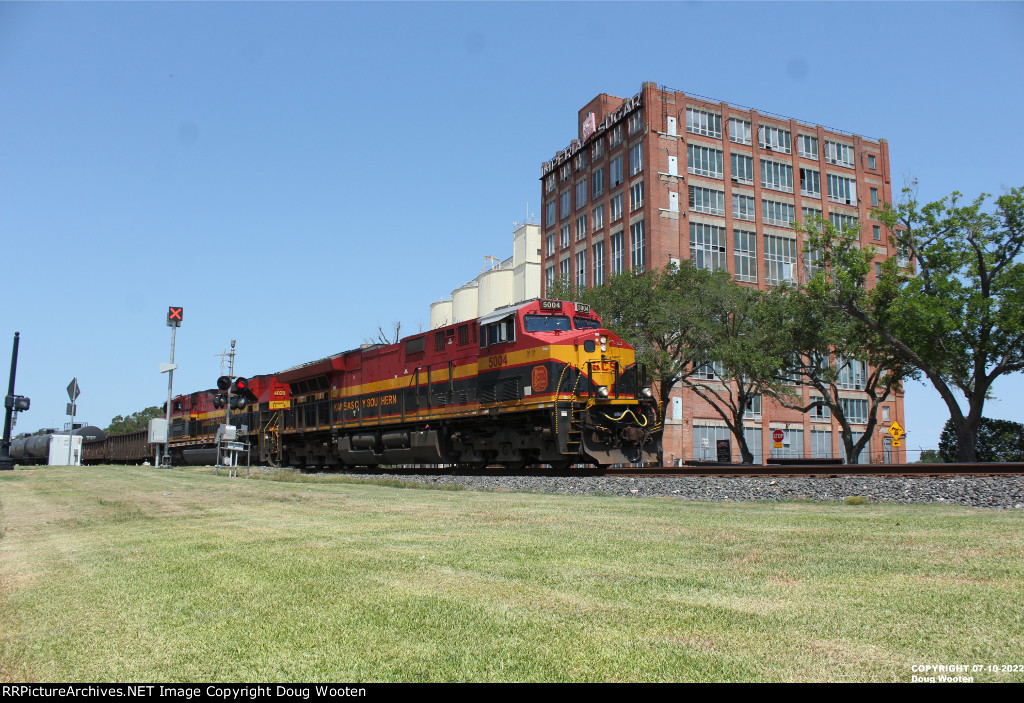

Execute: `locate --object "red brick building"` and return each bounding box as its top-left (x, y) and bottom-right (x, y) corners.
top-left (540, 82), bottom-right (905, 464)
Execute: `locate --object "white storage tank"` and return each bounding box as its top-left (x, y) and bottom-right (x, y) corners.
top-left (477, 267), bottom-right (515, 317)
top-left (451, 281), bottom-right (479, 323)
top-left (430, 300), bottom-right (453, 330)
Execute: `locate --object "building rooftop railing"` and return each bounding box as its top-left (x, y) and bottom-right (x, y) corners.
top-left (657, 84), bottom-right (881, 144)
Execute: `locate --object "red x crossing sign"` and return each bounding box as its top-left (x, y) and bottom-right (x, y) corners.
top-left (167, 306), bottom-right (183, 327)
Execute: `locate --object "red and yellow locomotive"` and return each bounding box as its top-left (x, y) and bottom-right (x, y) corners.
top-left (166, 300), bottom-right (661, 470)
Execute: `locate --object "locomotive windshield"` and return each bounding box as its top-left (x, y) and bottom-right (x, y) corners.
top-left (573, 316), bottom-right (601, 330)
top-left (524, 314), bottom-right (571, 332)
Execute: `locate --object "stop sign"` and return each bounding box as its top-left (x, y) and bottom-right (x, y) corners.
top-left (772, 429), bottom-right (785, 443)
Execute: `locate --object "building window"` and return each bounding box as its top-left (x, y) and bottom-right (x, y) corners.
top-left (744, 394), bottom-right (762, 420)
top-left (560, 190), bottom-right (571, 219)
top-left (593, 205), bottom-right (604, 231)
top-left (731, 153), bottom-right (754, 184)
top-left (873, 224), bottom-right (881, 240)
top-left (829, 211), bottom-right (859, 231)
top-left (836, 356), bottom-right (867, 390)
top-left (875, 261), bottom-right (883, 281)
top-left (802, 206), bottom-right (823, 222)
top-left (560, 163), bottom-right (571, 182)
top-left (762, 199), bottom-right (796, 228)
top-left (626, 108), bottom-right (643, 133)
top-left (686, 108), bottom-right (722, 138)
top-left (764, 234), bottom-right (797, 285)
top-left (560, 224), bottom-right (570, 249)
top-left (630, 180), bottom-right (645, 211)
top-left (761, 160), bottom-right (794, 193)
top-left (811, 430), bottom-right (833, 459)
top-left (559, 257), bottom-right (571, 285)
top-left (593, 241), bottom-right (605, 286)
top-left (729, 117), bottom-right (752, 145)
top-left (733, 228), bottom-right (757, 283)
top-left (611, 232), bottom-right (625, 275)
top-left (806, 246), bottom-right (824, 278)
top-left (758, 125), bottom-right (791, 154)
top-left (810, 396), bottom-right (831, 422)
top-left (868, 154), bottom-right (877, 169)
top-left (629, 141), bottom-right (643, 176)
top-left (545, 265), bottom-right (555, 287)
top-left (744, 427), bottom-right (763, 464)
top-left (827, 173), bottom-right (857, 205)
top-left (800, 168), bottom-right (821, 197)
top-left (610, 155), bottom-right (624, 186)
top-left (545, 200), bottom-right (556, 227)
top-left (592, 168), bottom-right (605, 198)
top-left (840, 397), bottom-right (869, 424)
top-left (882, 405), bottom-right (890, 422)
top-left (897, 243), bottom-right (910, 268)
top-left (546, 232), bottom-right (556, 256)
top-left (610, 192), bottom-right (623, 221)
top-left (824, 140), bottom-right (855, 168)
top-left (773, 428), bottom-right (804, 459)
top-left (798, 134), bottom-right (818, 160)
top-left (692, 424), bottom-right (730, 460)
top-left (870, 187), bottom-right (878, 206)
top-left (687, 144), bottom-right (724, 178)
top-left (592, 139), bottom-right (605, 160)
top-left (609, 124), bottom-right (623, 148)
top-left (576, 250), bottom-right (587, 288)
top-left (630, 220), bottom-right (646, 272)
top-left (690, 222), bottom-right (728, 272)
top-left (545, 174), bottom-right (556, 193)
top-left (733, 193), bottom-right (756, 222)
top-left (694, 361), bottom-right (724, 380)
top-left (574, 152), bottom-right (587, 172)
top-left (575, 180), bottom-right (587, 210)
top-left (576, 214), bottom-right (587, 241)
top-left (689, 185), bottom-right (725, 215)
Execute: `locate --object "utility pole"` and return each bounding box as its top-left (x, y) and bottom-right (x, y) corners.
top-left (161, 307), bottom-right (183, 467)
top-left (1, 332), bottom-right (30, 471)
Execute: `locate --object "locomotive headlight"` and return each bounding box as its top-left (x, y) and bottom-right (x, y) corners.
top-left (597, 386), bottom-right (609, 398)
top-left (641, 386), bottom-right (653, 398)
top-left (600, 335), bottom-right (608, 352)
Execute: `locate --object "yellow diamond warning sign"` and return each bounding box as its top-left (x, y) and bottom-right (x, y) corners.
top-left (888, 421), bottom-right (905, 442)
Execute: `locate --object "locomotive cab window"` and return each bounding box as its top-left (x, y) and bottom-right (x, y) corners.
top-left (524, 314), bottom-right (571, 333)
top-left (480, 317), bottom-right (515, 347)
top-left (573, 316), bottom-right (601, 330)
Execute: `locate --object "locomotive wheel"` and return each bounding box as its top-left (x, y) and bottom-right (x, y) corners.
top-left (547, 459), bottom-right (575, 472)
top-left (457, 460), bottom-right (489, 473)
top-left (501, 459), bottom-right (527, 472)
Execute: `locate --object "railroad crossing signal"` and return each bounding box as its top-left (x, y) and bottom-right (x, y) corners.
top-left (888, 421), bottom-right (905, 447)
top-left (167, 306), bottom-right (183, 327)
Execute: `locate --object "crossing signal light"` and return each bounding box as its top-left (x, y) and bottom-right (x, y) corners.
top-left (232, 377), bottom-right (249, 394)
top-left (217, 376), bottom-right (231, 391)
top-left (5, 395), bottom-right (30, 411)
top-left (229, 395), bottom-right (247, 410)
top-left (167, 306), bottom-right (183, 327)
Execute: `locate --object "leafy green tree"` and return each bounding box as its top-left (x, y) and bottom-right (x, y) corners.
top-left (917, 449), bottom-right (945, 464)
top-left (550, 264), bottom-right (793, 464)
top-left (803, 184), bottom-right (1024, 461)
top-left (938, 417), bottom-right (1024, 463)
top-left (105, 406), bottom-right (164, 435)
top-left (768, 284), bottom-right (914, 463)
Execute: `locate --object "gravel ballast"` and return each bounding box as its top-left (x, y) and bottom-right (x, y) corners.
top-left (334, 471), bottom-right (1024, 510)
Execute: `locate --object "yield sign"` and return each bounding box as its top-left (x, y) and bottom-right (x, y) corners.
top-left (67, 378), bottom-right (80, 402)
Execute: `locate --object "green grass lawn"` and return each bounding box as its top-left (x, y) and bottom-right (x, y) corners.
top-left (1, 465), bottom-right (1022, 682)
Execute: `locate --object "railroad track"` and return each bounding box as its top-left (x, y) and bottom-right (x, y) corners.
top-left (357, 462), bottom-right (1024, 478)
top-left (604, 463), bottom-right (1024, 478)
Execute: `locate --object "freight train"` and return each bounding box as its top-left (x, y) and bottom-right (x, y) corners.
top-left (82, 299), bottom-right (663, 471)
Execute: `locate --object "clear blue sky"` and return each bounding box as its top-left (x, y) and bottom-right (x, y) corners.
top-left (2, 1), bottom-right (1022, 455)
